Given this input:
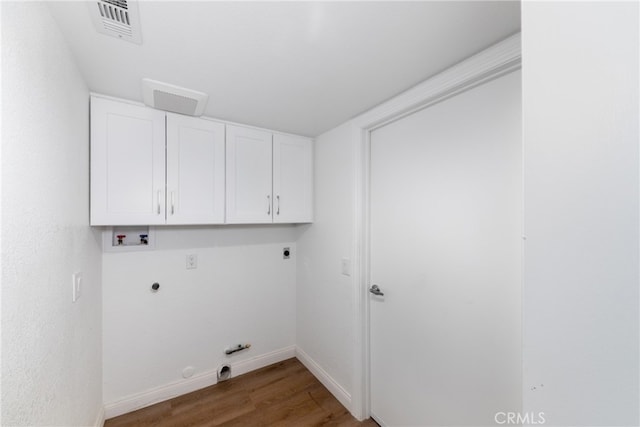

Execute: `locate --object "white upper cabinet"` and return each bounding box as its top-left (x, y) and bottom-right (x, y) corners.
top-left (273, 134), bottom-right (313, 223)
top-left (91, 95), bottom-right (313, 226)
top-left (91, 97), bottom-right (166, 225)
top-left (166, 114), bottom-right (225, 224)
top-left (225, 125), bottom-right (273, 224)
top-left (226, 125), bottom-right (313, 224)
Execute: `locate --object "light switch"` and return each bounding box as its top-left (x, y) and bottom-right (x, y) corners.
top-left (72, 272), bottom-right (82, 302)
top-left (341, 258), bottom-right (351, 276)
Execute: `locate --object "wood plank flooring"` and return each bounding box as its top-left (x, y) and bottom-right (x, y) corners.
top-left (105, 358), bottom-right (379, 427)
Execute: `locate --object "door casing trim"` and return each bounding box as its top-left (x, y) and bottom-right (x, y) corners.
top-left (349, 32), bottom-right (522, 421)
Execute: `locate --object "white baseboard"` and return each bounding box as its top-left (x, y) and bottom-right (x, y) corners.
top-left (104, 370), bottom-right (218, 419)
top-left (295, 346), bottom-right (352, 411)
top-left (93, 405), bottom-right (105, 427)
top-left (104, 345), bottom-right (296, 420)
top-left (231, 345), bottom-right (296, 377)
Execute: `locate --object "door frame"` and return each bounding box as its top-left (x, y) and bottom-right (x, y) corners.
top-left (348, 33), bottom-right (522, 421)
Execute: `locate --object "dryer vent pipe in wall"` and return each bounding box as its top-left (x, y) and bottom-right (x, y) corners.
top-left (217, 365), bottom-right (231, 382)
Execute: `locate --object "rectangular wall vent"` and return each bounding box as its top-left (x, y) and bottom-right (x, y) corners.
top-left (89, 0), bottom-right (142, 44)
top-left (142, 79), bottom-right (209, 117)
top-left (153, 91), bottom-right (199, 116)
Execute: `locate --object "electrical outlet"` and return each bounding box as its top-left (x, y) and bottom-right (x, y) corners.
top-left (72, 272), bottom-right (82, 302)
top-left (186, 254), bottom-right (197, 269)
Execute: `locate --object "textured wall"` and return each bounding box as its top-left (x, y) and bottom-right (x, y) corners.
top-left (523, 2), bottom-right (639, 425)
top-left (1, 2), bottom-right (103, 426)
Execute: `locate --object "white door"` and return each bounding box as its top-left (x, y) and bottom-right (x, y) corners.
top-left (225, 125), bottom-right (273, 223)
top-left (90, 97), bottom-right (166, 225)
top-left (369, 71), bottom-right (522, 426)
top-left (273, 134), bottom-right (313, 223)
top-left (166, 114), bottom-right (225, 224)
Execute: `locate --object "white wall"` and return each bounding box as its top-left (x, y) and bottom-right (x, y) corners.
top-left (1, 2), bottom-right (103, 426)
top-left (102, 226), bottom-right (298, 414)
top-left (296, 122), bottom-right (356, 404)
top-left (522, 2), bottom-right (639, 425)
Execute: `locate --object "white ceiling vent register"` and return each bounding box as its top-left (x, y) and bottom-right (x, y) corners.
top-left (142, 79), bottom-right (209, 117)
top-left (89, 0), bottom-right (142, 44)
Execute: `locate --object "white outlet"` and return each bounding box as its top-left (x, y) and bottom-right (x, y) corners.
top-left (72, 272), bottom-right (82, 302)
top-left (186, 254), bottom-right (197, 269)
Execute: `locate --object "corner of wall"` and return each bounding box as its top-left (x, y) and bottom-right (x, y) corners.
top-left (295, 121), bottom-right (357, 412)
top-left (1, 2), bottom-right (102, 425)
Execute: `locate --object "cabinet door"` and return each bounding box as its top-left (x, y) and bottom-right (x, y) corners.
top-left (91, 97), bottom-right (166, 225)
top-left (226, 125), bottom-right (273, 223)
top-left (166, 114), bottom-right (225, 224)
top-left (273, 134), bottom-right (313, 223)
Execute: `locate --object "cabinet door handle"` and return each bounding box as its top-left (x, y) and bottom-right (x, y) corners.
top-left (171, 191), bottom-right (175, 215)
top-left (267, 195), bottom-right (271, 215)
top-left (276, 195), bottom-right (280, 215)
top-left (157, 190), bottom-right (161, 215)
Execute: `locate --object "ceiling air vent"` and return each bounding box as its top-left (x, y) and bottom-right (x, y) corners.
top-left (142, 79), bottom-right (209, 117)
top-left (89, 0), bottom-right (142, 44)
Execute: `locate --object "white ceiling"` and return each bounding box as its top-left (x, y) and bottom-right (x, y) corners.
top-left (48, 1), bottom-right (520, 137)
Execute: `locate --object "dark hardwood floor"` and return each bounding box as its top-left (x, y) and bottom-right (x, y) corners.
top-left (105, 358), bottom-right (379, 427)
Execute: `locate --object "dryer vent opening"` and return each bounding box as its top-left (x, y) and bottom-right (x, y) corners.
top-left (217, 364), bottom-right (231, 382)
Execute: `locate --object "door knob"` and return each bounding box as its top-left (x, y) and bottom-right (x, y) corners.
top-left (369, 284), bottom-right (384, 296)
